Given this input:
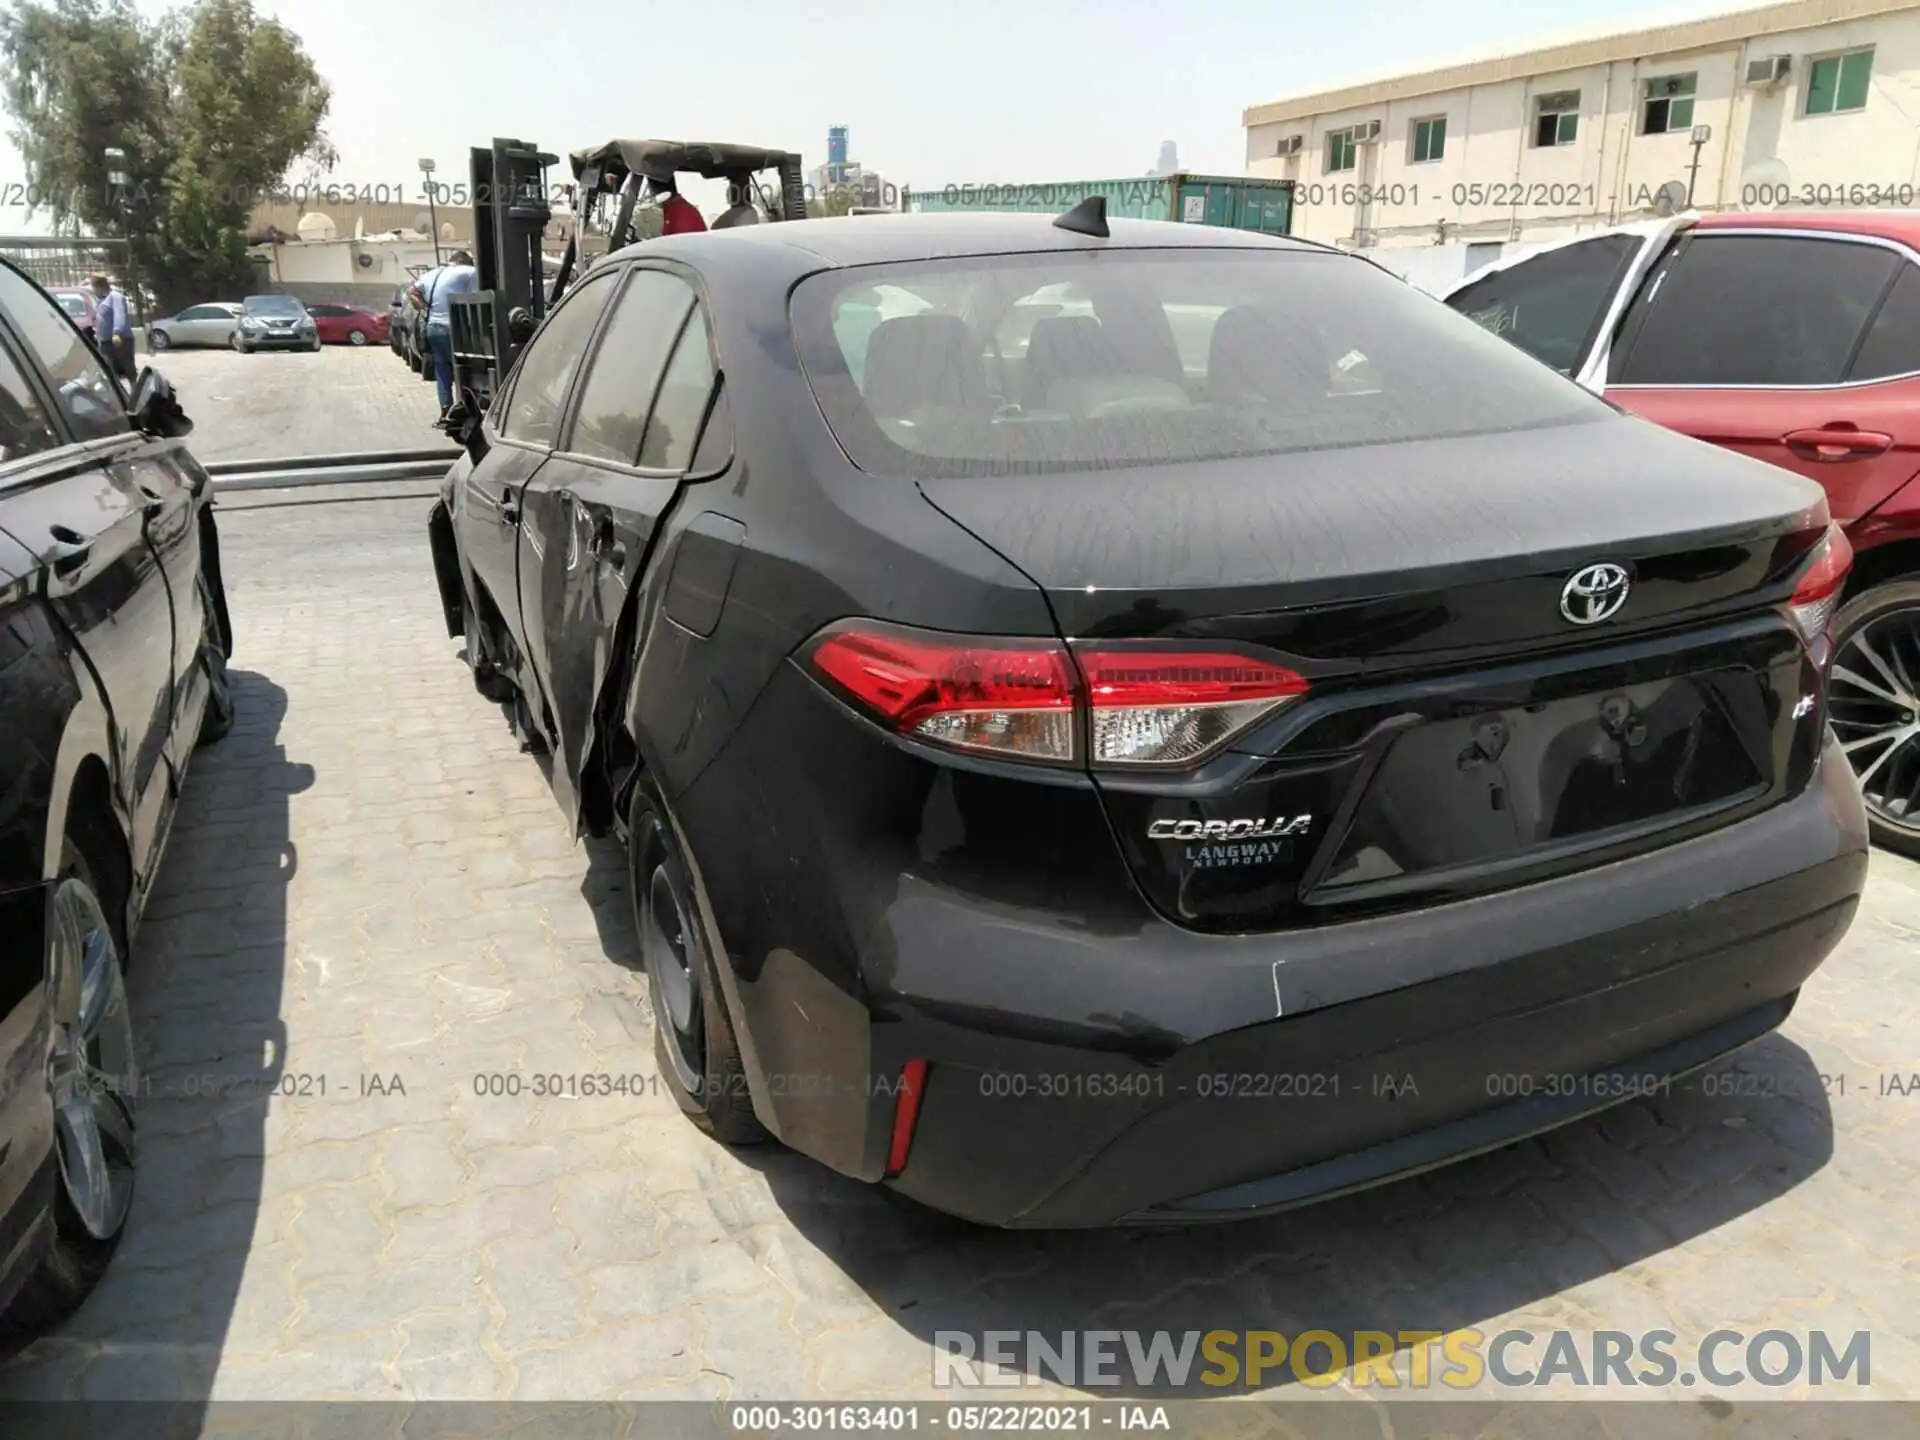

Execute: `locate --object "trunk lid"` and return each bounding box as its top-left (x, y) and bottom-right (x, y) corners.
top-left (920, 414), bottom-right (1831, 933)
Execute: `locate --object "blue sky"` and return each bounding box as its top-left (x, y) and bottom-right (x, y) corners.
top-left (1, 0), bottom-right (1751, 229)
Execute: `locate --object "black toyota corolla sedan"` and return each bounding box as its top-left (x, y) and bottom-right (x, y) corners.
top-left (0, 259), bottom-right (232, 1329)
top-left (429, 210), bottom-right (1868, 1227)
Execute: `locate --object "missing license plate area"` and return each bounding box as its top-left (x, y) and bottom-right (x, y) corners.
top-left (1316, 672), bottom-right (1767, 891)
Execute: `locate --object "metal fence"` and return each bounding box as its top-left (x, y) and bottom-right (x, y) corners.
top-left (0, 235), bottom-right (130, 289)
top-left (0, 236), bottom-right (148, 322)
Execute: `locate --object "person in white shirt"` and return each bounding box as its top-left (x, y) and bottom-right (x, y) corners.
top-left (407, 250), bottom-right (478, 417)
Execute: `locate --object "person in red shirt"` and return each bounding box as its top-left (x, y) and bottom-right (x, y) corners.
top-left (656, 181), bottom-right (706, 235)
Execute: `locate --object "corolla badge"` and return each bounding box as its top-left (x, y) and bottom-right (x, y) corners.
top-left (1560, 562), bottom-right (1632, 625)
top-left (1148, 816), bottom-right (1312, 841)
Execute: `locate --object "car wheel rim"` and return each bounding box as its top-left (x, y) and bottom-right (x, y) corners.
top-left (349, 330), bottom-right (366, 345)
top-left (1830, 605), bottom-right (1920, 835)
top-left (637, 821), bottom-right (703, 1089)
top-left (47, 876), bottom-right (137, 1241)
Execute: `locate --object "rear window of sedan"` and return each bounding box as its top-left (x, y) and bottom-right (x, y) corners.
top-left (791, 249), bottom-right (1610, 478)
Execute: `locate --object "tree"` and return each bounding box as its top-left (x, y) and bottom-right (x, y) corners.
top-left (1, 0), bottom-right (335, 309)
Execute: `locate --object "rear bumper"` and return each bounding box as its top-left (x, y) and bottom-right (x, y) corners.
top-left (863, 735), bottom-right (1867, 1227)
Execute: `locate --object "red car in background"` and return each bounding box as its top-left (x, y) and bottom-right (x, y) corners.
top-left (1444, 208), bottom-right (1920, 857)
top-left (304, 301), bottom-right (390, 346)
top-left (49, 287), bottom-right (98, 337)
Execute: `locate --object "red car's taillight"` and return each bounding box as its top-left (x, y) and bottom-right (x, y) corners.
top-left (1788, 522), bottom-right (1854, 659)
top-left (806, 622), bottom-right (1310, 769)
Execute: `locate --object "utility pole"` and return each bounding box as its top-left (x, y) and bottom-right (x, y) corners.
top-left (1686, 124), bottom-right (1713, 208)
top-left (419, 158), bottom-right (442, 264)
top-left (102, 146), bottom-right (140, 325)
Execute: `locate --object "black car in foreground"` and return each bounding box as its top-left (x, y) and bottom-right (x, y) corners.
top-left (0, 259), bottom-right (231, 1330)
top-left (429, 212), bottom-right (1869, 1227)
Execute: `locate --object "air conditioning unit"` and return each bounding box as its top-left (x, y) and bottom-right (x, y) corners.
top-left (1276, 134), bottom-right (1304, 156)
top-left (1744, 54), bottom-right (1792, 86)
top-left (1357, 120), bottom-right (1383, 143)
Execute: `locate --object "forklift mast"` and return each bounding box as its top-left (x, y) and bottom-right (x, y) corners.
top-left (449, 137), bottom-right (557, 416)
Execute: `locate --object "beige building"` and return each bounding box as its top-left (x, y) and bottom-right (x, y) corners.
top-left (1243, 0), bottom-right (1920, 249)
top-left (244, 204), bottom-right (595, 305)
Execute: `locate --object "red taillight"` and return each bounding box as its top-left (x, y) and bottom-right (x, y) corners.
top-left (808, 624), bottom-right (1077, 763)
top-left (1788, 522), bottom-right (1854, 650)
top-left (885, 1059), bottom-right (929, 1177)
top-left (1075, 646), bottom-right (1310, 766)
top-left (806, 621), bottom-right (1311, 768)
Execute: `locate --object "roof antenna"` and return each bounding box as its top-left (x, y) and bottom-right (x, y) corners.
top-left (1053, 194), bottom-right (1109, 238)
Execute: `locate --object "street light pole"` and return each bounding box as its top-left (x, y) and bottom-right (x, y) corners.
top-left (102, 145), bottom-right (141, 330)
top-left (1686, 123), bottom-right (1714, 209)
top-left (419, 157), bottom-right (442, 265)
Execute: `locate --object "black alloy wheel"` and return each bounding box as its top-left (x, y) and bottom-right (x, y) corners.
top-left (628, 783), bottom-right (765, 1144)
top-left (1830, 580), bottom-right (1920, 858)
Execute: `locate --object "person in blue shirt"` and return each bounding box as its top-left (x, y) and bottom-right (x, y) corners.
top-left (407, 250), bottom-right (477, 417)
top-left (88, 273), bottom-right (137, 383)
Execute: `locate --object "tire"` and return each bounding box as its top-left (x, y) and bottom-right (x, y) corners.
top-left (232, 334), bottom-right (250, 354)
top-left (0, 837), bottom-right (138, 1340)
top-left (196, 570), bottom-right (234, 745)
top-left (462, 590), bottom-right (513, 703)
top-left (1830, 579), bottom-right (1920, 859)
top-left (147, 329), bottom-right (170, 352)
top-left (347, 328), bottom-right (368, 347)
top-left (629, 781), bottom-right (766, 1145)
top-left (308, 338), bottom-right (322, 352)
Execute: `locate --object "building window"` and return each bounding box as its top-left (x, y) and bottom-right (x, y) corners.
top-left (1326, 128), bottom-right (1358, 173)
top-left (1805, 48), bottom-right (1873, 116)
top-left (1642, 73), bottom-right (1696, 134)
top-left (1410, 116), bottom-right (1446, 164)
top-left (1533, 90), bottom-right (1580, 147)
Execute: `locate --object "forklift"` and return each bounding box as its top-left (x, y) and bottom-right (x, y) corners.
top-left (443, 136), bottom-right (805, 444)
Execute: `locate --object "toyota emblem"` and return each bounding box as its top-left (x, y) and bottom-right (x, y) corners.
top-left (1560, 562), bottom-right (1631, 625)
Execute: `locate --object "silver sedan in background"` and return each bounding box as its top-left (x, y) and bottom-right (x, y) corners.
top-left (147, 301), bottom-right (241, 351)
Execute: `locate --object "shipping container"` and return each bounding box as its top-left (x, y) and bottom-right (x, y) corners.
top-left (902, 173), bottom-right (1293, 236)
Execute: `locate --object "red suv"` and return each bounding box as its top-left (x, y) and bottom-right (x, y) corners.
top-left (1446, 210), bottom-right (1920, 856)
top-left (48, 288), bottom-right (98, 337)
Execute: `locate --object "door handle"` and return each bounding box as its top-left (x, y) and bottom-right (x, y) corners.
top-left (498, 498), bottom-right (519, 526)
top-left (591, 518), bottom-right (625, 569)
top-left (1782, 426), bottom-right (1894, 461)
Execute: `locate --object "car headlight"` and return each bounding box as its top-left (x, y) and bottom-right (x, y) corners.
top-left (241, 317), bottom-right (263, 329)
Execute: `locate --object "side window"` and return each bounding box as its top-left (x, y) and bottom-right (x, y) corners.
top-left (0, 340), bottom-right (60, 463)
top-left (498, 270), bottom-right (618, 447)
top-left (0, 262), bottom-right (129, 441)
top-left (1443, 233), bottom-right (1640, 373)
top-left (566, 269), bottom-right (697, 466)
top-left (639, 307), bottom-right (716, 471)
top-left (1847, 264), bottom-right (1920, 382)
top-left (178, 306), bottom-right (211, 321)
top-left (1613, 235), bottom-right (1898, 386)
